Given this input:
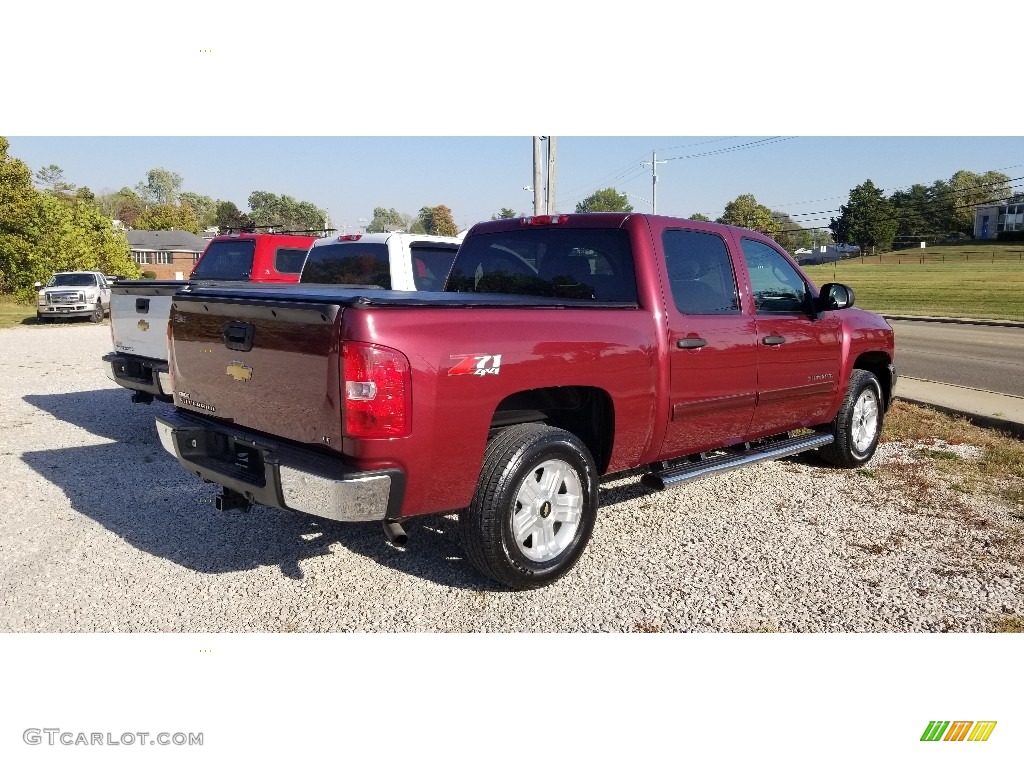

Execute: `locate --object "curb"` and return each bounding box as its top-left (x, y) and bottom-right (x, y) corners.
top-left (882, 314), bottom-right (1024, 329)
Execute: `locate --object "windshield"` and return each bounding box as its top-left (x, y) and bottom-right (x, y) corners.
top-left (445, 228), bottom-right (637, 302)
top-left (300, 242), bottom-right (391, 287)
top-left (47, 273), bottom-right (98, 287)
top-left (191, 240), bottom-right (256, 280)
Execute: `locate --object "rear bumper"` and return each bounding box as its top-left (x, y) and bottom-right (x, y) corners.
top-left (102, 352), bottom-right (173, 399)
top-left (155, 410), bottom-right (404, 523)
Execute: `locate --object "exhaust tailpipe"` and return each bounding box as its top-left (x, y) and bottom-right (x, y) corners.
top-left (383, 520), bottom-right (408, 546)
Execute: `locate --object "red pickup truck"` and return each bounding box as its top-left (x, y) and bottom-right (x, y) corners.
top-left (155, 213), bottom-right (896, 589)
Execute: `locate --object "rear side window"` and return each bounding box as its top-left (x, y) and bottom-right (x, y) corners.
top-left (662, 230), bottom-right (740, 315)
top-left (274, 247), bottom-right (309, 275)
top-left (446, 228), bottom-right (637, 303)
top-left (740, 238), bottom-right (808, 313)
top-left (300, 242), bottom-right (391, 288)
top-left (410, 244), bottom-right (459, 291)
top-left (191, 240), bottom-right (256, 281)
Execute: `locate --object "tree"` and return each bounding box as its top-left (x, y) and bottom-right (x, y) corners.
top-left (829, 180), bottom-right (897, 253)
top-left (889, 184), bottom-right (935, 246)
top-left (248, 190), bottom-right (326, 232)
top-left (575, 188), bottom-right (632, 213)
top-left (492, 207), bottom-right (518, 220)
top-left (688, 213), bottom-right (711, 221)
top-left (180, 192), bottom-right (217, 229)
top-left (214, 200), bottom-right (254, 231)
top-left (717, 194), bottom-right (779, 238)
top-left (35, 164), bottom-right (75, 196)
top-left (419, 204), bottom-right (459, 236)
top-left (135, 167), bottom-right (183, 206)
top-left (0, 137), bottom-right (139, 301)
top-left (931, 170), bottom-right (1012, 237)
top-left (771, 210), bottom-right (813, 253)
top-left (135, 202), bottom-right (200, 233)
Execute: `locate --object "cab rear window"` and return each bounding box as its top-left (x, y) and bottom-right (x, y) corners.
top-left (274, 247), bottom-right (309, 275)
top-left (191, 240), bottom-right (256, 281)
top-left (300, 242), bottom-right (391, 288)
top-left (445, 228), bottom-right (637, 303)
top-left (410, 244), bottom-right (459, 291)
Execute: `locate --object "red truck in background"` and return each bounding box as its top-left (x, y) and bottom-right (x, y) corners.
top-left (155, 213), bottom-right (896, 589)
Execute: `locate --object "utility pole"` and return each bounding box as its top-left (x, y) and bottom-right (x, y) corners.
top-left (532, 137), bottom-right (544, 215)
top-left (546, 136), bottom-right (557, 214)
top-left (641, 151), bottom-right (667, 214)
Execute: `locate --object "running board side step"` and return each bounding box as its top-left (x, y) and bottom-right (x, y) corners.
top-left (640, 433), bottom-right (834, 491)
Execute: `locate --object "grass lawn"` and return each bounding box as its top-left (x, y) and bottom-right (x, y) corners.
top-left (803, 243), bottom-right (1024, 321)
top-left (0, 296), bottom-right (38, 329)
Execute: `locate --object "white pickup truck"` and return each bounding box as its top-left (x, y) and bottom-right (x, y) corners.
top-left (36, 271), bottom-right (111, 323)
top-left (103, 231), bottom-right (462, 403)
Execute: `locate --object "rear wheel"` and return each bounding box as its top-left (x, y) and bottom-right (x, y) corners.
top-left (459, 424), bottom-right (598, 590)
top-left (818, 369), bottom-right (883, 468)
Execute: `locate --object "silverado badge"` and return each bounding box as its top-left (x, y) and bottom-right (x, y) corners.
top-left (226, 361), bottom-right (253, 382)
top-left (137, 319), bottom-right (150, 332)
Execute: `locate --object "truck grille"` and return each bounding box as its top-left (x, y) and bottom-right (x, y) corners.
top-left (49, 291), bottom-right (84, 305)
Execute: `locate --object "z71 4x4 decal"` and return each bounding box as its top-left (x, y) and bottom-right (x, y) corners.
top-left (449, 354), bottom-right (503, 377)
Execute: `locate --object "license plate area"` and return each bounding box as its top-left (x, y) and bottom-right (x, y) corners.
top-left (178, 430), bottom-right (266, 487)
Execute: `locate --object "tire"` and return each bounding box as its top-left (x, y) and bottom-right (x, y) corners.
top-left (89, 302), bottom-right (104, 323)
top-left (459, 423), bottom-right (598, 590)
top-left (817, 369), bottom-right (884, 468)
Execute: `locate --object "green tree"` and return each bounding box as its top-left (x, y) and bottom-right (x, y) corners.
top-left (0, 137), bottom-right (139, 300)
top-left (214, 200), bottom-right (254, 231)
top-left (771, 211), bottom-right (813, 252)
top-left (829, 180), bottom-right (898, 253)
top-left (248, 191), bottom-right (326, 232)
top-left (419, 204), bottom-right (458, 236)
top-left (575, 188), bottom-right (632, 213)
top-left (688, 213), bottom-right (711, 221)
top-left (180, 192), bottom-right (217, 229)
top-left (368, 206), bottom-right (405, 232)
top-left (135, 167), bottom-right (183, 205)
top-left (492, 207), bottom-right (518, 219)
top-left (889, 184), bottom-right (936, 246)
top-left (35, 164), bottom-right (75, 196)
top-left (931, 170), bottom-right (1012, 237)
top-left (135, 202), bottom-right (199, 233)
top-left (717, 194), bottom-right (779, 238)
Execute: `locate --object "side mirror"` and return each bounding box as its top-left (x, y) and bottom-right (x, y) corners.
top-left (34, 282), bottom-right (42, 288)
top-left (817, 282), bottom-right (855, 311)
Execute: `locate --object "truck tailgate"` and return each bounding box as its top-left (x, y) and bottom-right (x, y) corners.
top-left (169, 293), bottom-right (345, 449)
top-left (110, 281), bottom-right (186, 360)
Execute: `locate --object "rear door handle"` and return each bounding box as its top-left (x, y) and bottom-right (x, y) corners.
top-left (762, 335), bottom-right (787, 346)
top-left (676, 337), bottom-right (707, 349)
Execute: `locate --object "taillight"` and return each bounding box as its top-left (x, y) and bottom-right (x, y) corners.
top-left (166, 318), bottom-right (175, 390)
top-left (522, 214), bottom-right (569, 226)
top-left (337, 234), bottom-right (362, 241)
top-left (342, 343), bottom-right (411, 438)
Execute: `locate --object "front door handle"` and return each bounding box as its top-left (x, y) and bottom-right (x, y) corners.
top-left (762, 335), bottom-right (787, 346)
top-left (677, 337), bottom-right (707, 349)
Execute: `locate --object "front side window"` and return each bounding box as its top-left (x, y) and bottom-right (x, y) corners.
top-left (740, 238), bottom-right (808, 314)
top-left (662, 229), bottom-right (740, 314)
top-left (192, 240), bottom-right (256, 281)
top-left (300, 242), bottom-right (391, 287)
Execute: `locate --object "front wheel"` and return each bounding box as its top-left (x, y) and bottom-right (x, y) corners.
top-left (459, 424), bottom-right (598, 590)
top-left (89, 302), bottom-right (104, 323)
top-left (818, 369), bottom-right (884, 468)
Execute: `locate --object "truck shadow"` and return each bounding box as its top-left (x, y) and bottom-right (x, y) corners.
top-left (21, 389), bottom-right (494, 588)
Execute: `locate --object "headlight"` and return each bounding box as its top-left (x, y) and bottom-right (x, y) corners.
top-left (37, 293), bottom-right (46, 305)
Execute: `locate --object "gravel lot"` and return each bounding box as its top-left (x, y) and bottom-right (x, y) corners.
top-left (1, 323), bottom-right (1022, 632)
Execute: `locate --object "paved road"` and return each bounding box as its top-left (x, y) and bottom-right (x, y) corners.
top-left (890, 320), bottom-right (1024, 397)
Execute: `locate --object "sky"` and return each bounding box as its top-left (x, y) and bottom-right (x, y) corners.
top-left (8, 135), bottom-right (1024, 233)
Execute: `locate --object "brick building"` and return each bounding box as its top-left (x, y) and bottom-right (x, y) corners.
top-left (126, 230), bottom-right (209, 279)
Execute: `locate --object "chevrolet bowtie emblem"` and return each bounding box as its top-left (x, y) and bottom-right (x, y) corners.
top-left (137, 319), bottom-right (150, 331)
top-left (226, 361), bottom-right (253, 382)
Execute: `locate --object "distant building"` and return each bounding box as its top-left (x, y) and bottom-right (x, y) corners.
top-left (126, 230), bottom-right (207, 279)
top-left (974, 199), bottom-right (1024, 239)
